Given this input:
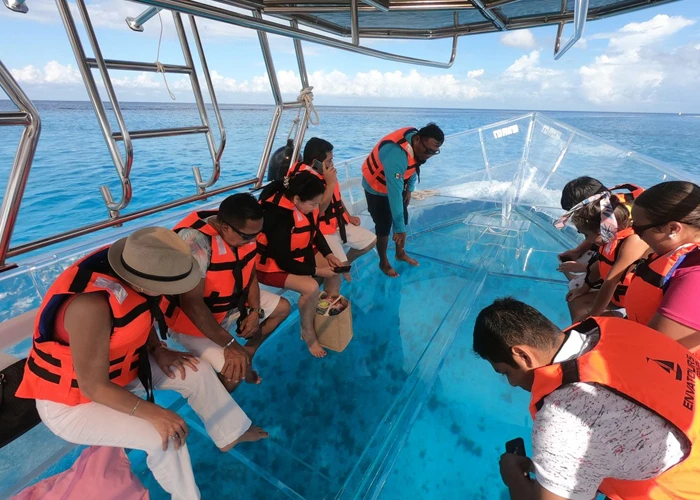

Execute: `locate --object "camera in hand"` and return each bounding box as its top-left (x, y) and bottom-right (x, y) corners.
top-left (505, 437), bottom-right (526, 457)
top-left (333, 265), bottom-right (352, 274)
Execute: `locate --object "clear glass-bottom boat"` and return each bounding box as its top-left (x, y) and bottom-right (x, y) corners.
top-left (0, 113), bottom-right (689, 499)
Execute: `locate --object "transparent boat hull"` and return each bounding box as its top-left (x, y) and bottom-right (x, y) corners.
top-left (0, 113), bottom-right (690, 499)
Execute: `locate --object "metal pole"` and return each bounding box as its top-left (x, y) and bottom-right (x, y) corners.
top-left (554, 0), bottom-right (590, 59)
top-left (125, 6), bottom-right (161, 32)
top-left (290, 20), bottom-right (309, 90)
top-left (350, 0), bottom-right (360, 45)
top-left (189, 15), bottom-right (226, 165)
top-left (0, 61), bottom-right (41, 270)
top-left (56, 0), bottom-right (133, 217)
top-left (360, 0), bottom-right (388, 12)
top-left (255, 106), bottom-right (283, 187)
top-left (173, 12), bottom-right (220, 193)
top-left (253, 9), bottom-right (284, 186)
top-left (130, 0), bottom-right (459, 69)
top-left (253, 10), bottom-right (283, 105)
top-left (8, 178), bottom-right (259, 259)
top-left (470, 0), bottom-right (506, 30)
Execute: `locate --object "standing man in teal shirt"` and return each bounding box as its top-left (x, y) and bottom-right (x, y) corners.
top-left (362, 123), bottom-right (444, 277)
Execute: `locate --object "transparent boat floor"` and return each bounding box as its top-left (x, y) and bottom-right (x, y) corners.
top-left (0, 200), bottom-right (575, 499)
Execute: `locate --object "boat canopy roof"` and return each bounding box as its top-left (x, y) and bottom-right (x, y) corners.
top-left (261, 0), bottom-right (678, 40)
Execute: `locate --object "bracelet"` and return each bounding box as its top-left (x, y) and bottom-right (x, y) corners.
top-left (148, 341), bottom-right (167, 353)
top-left (129, 398), bottom-right (141, 417)
top-left (224, 338), bottom-right (237, 349)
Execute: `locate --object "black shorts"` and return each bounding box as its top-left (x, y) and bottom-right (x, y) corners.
top-left (364, 189), bottom-right (409, 237)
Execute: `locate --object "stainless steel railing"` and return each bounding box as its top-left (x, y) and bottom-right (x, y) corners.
top-left (0, 60), bottom-right (42, 271)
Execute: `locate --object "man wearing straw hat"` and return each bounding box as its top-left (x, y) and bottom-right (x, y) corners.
top-left (17, 227), bottom-right (268, 500)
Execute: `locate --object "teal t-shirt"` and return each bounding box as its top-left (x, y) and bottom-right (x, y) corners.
top-left (362, 130), bottom-right (418, 233)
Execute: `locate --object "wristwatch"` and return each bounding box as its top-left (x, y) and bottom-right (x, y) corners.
top-left (249, 307), bottom-right (265, 320)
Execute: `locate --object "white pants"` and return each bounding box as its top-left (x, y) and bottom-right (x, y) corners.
top-left (171, 290), bottom-right (281, 373)
top-left (324, 224), bottom-right (376, 262)
top-left (36, 355), bottom-right (251, 500)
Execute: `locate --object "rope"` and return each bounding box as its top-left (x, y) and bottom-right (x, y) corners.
top-left (411, 189), bottom-right (440, 201)
top-left (286, 86), bottom-right (319, 141)
top-left (156, 11), bottom-right (176, 101)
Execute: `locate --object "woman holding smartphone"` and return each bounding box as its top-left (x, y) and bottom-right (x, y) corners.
top-left (257, 172), bottom-right (343, 358)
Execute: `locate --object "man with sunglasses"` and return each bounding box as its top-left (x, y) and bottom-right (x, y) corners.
top-left (166, 193), bottom-right (291, 392)
top-left (362, 123), bottom-right (444, 277)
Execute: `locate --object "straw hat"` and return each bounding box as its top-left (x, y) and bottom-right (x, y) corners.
top-left (108, 227), bottom-right (201, 295)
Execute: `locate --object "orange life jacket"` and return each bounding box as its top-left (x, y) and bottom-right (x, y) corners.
top-left (162, 210), bottom-right (258, 337)
top-left (288, 162), bottom-right (350, 241)
top-left (625, 244), bottom-right (700, 325)
top-left (361, 127), bottom-right (422, 194)
top-left (530, 316), bottom-right (700, 500)
top-left (257, 191), bottom-right (320, 274)
top-left (597, 226), bottom-right (637, 307)
top-left (610, 183), bottom-right (644, 205)
top-left (15, 248), bottom-right (155, 406)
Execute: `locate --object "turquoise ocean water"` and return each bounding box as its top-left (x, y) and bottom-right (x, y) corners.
top-left (2, 101), bottom-right (700, 247)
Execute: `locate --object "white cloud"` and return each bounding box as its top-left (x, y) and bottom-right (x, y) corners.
top-left (609, 14), bottom-right (695, 52)
top-left (0, 0), bottom-right (254, 39)
top-left (10, 65), bottom-right (43, 85)
top-left (577, 14), bottom-right (695, 105)
top-left (11, 61), bottom-right (81, 85)
top-left (503, 51), bottom-right (560, 82)
top-left (112, 72), bottom-right (162, 89)
top-left (500, 29), bottom-right (536, 49)
top-left (467, 69), bottom-right (485, 79)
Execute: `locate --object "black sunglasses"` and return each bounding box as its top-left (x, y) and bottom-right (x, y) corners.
top-left (632, 222), bottom-right (662, 235)
top-left (224, 222), bottom-right (260, 241)
top-left (422, 138), bottom-right (440, 156)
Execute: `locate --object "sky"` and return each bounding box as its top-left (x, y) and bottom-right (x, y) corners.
top-left (2, 0), bottom-right (700, 112)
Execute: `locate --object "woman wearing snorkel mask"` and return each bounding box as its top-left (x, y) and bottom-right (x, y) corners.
top-left (555, 192), bottom-right (651, 323)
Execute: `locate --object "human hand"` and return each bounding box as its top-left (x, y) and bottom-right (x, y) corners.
top-left (393, 232), bottom-right (407, 247)
top-left (237, 311), bottom-right (260, 339)
top-left (566, 285), bottom-right (589, 302)
top-left (348, 215), bottom-right (361, 226)
top-left (314, 266), bottom-right (337, 279)
top-left (148, 405), bottom-right (189, 451)
top-left (558, 249), bottom-right (580, 262)
top-left (499, 453), bottom-right (534, 488)
top-left (322, 163), bottom-right (338, 185)
top-left (403, 191), bottom-right (412, 204)
top-left (152, 346), bottom-right (199, 380)
top-left (326, 254), bottom-right (344, 269)
top-left (221, 343), bottom-right (251, 383)
top-left (558, 261), bottom-right (586, 273)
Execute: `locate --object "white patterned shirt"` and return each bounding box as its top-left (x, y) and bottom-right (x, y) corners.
top-left (531, 328), bottom-right (689, 499)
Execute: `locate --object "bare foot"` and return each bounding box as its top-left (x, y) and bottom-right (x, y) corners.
top-left (302, 329), bottom-right (327, 358)
top-left (396, 253), bottom-right (419, 267)
top-left (219, 425), bottom-right (269, 452)
top-left (380, 261), bottom-right (399, 278)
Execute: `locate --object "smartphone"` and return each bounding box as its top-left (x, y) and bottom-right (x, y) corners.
top-left (333, 265), bottom-right (352, 274)
top-left (505, 437), bottom-right (526, 457)
top-left (312, 159), bottom-right (324, 173)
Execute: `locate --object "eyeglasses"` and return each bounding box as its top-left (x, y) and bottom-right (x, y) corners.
top-left (224, 222), bottom-right (260, 241)
top-left (422, 139), bottom-right (440, 156)
top-left (632, 222), bottom-right (661, 235)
